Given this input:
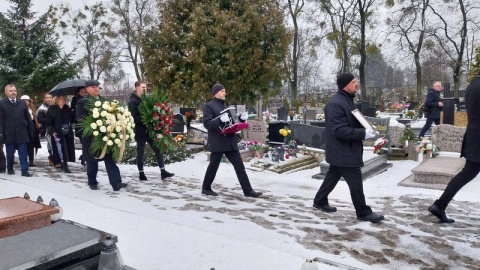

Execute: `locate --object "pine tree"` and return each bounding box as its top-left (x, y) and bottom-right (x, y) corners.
top-left (141, 0), bottom-right (290, 107)
top-left (0, 0), bottom-right (78, 97)
top-left (468, 46), bottom-right (480, 82)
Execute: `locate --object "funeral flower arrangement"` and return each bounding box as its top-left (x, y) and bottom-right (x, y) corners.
top-left (245, 140), bottom-right (263, 152)
top-left (373, 138), bottom-right (388, 154)
top-left (416, 137), bottom-right (440, 157)
top-left (279, 126), bottom-right (294, 144)
top-left (78, 99), bottom-right (135, 161)
top-left (138, 90), bottom-right (175, 152)
top-left (174, 134), bottom-right (186, 146)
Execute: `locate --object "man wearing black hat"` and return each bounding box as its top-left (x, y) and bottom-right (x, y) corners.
top-left (201, 83), bottom-right (263, 197)
top-left (312, 73), bottom-right (384, 222)
top-left (76, 80), bottom-right (127, 191)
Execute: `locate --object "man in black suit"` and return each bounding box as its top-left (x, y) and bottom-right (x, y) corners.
top-left (76, 80), bottom-right (127, 191)
top-left (0, 84), bottom-right (34, 176)
top-left (201, 83), bottom-right (262, 197)
top-left (428, 70), bottom-right (480, 223)
top-left (419, 81), bottom-right (444, 137)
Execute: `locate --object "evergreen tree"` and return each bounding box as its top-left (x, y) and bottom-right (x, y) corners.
top-left (468, 46), bottom-right (480, 82)
top-left (0, 0), bottom-right (78, 97)
top-left (141, 0), bottom-right (290, 107)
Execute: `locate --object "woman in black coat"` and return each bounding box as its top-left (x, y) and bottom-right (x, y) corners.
top-left (46, 95), bottom-right (75, 173)
top-left (21, 95), bottom-right (42, 167)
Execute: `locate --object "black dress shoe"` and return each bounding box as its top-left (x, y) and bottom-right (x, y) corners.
top-left (357, 212), bottom-right (385, 223)
top-left (113, 183), bottom-right (128, 191)
top-left (139, 172), bottom-right (147, 181)
top-left (8, 170), bottom-right (15, 175)
top-left (244, 190), bottom-right (263, 198)
top-left (0, 170), bottom-right (5, 173)
top-left (89, 185), bottom-right (100, 190)
top-left (313, 203), bottom-right (337, 213)
top-left (21, 171), bottom-right (33, 177)
top-left (161, 170), bottom-right (175, 180)
top-left (202, 188), bottom-right (218, 196)
top-left (29, 162), bottom-right (37, 167)
top-left (428, 204), bottom-right (454, 223)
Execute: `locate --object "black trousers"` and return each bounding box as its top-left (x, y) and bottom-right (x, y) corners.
top-left (434, 159), bottom-right (480, 210)
top-left (136, 136), bottom-right (165, 172)
top-left (419, 118), bottom-right (440, 137)
top-left (314, 165), bottom-right (372, 217)
top-left (0, 144), bottom-right (5, 171)
top-left (86, 153), bottom-right (122, 188)
top-left (202, 150), bottom-right (253, 194)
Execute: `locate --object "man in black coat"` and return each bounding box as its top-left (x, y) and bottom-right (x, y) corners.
top-left (312, 73), bottom-right (384, 222)
top-left (419, 81), bottom-right (444, 137)
top-left (0, 84), bottom-right (34, 177)
top-left (201, 83), bottom-right (262, 197)
top-left (76, 80), bottom-right (127, 191)
top-left (127, 81), bottom-right (174, 181)
top-left (428, 70), bottom-right (480, 223)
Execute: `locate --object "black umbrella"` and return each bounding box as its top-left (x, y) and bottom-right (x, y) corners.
top-left (49, 79), bottom-right (86, 96)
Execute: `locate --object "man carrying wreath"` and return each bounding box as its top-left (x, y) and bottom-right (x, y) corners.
top-left (76, 80), bottom-right (128, 191)
top-left (128, 81), bottom-right (175, 181)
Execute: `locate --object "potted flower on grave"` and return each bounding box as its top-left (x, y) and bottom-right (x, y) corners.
top-left (246, 140), bottom-right (264, 161)
top-left (184, 111), bottom-right (197, 129)
top-left (416, 137), bottom-right (440, 161)
top-left (279, 126), bottom-right (297, 157)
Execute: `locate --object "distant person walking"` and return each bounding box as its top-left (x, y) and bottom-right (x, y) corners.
top-left (128, 81), bottom-right (174, 181)
top-left (71, 87), bottom-right (87, 166)
top-left (312, 73), bottom-right (384, 222)
top-left (201, 83), bottom-right (262, 198)
top-left (0, 84), bottom-right (34, 177)
top-left (419, 81), bottom-right (444, 137)
top-left (428, 71), bottom-right (480, 223)
top-left (21, 95), bottom-right (41, 167)
top-left (76, 80), bottom-right (127, 191)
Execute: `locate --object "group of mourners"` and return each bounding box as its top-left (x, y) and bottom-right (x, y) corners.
top-left (2, 71), bottom-right (480, 224)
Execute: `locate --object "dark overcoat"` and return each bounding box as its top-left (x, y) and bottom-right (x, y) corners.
top-left (0, 98), bottom-right (34, 144)
top-left (461, 76), bottom-right (480, 162)
top-left (46, 104), bottom-right (75, 162)
top-left (324, 90), bottom-right (366, 167)
top-left (424, 88), bottom-right (443, 119)
top-left (76, 95), bottom-right (106, 162)
top-left (203, 98), bottom-right (238, 152)
top-left (127, 92), bottom-right (148, 141)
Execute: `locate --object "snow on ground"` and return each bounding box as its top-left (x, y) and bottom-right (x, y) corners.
top-left (1, 140), bottom-right (479, 270)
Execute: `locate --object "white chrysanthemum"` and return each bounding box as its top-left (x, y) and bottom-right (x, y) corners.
top-left (110, 133), bottom-right (116, 138)
top-left (102, 103), bottom-right (109, 110)
top-left (115, 126), bottom-right (122, 133)
top-left (107, 140), bottom-right (113, 146)
top-left (125, 111), bottom-right (131, 117)
top-left (119, 134), bottom-right (123, 139)
top-left (95, 101), bottom-right (102, 107)
top-left (102, 136), bottom-right (108, 142)
top-left (114, 138), bottom-right (121, 144)
top-left (92, 112), bottom-right (100, 118)
top-left (90, 123), bottom-right (97, 129)
top-left (105, 119), bottom-right (111, 125)
top-left (100, 110), bottom-right (108, 117)
top-left (125, 135), bottom-right (129, 140)
top-left (130, 133), bottom-right (135, 139)
top-left (99, 126), bottom-right (107, 133)
top-left (96, 120), bottom-right (102, 126)
top-left (157, 134), bottom-right (163, 139)
top-left (118, 107), bottom-right (125, 113)
top-left (93, 108), bottom-right (99, 114)
top-left (93, 131), bottom-right (99, 136)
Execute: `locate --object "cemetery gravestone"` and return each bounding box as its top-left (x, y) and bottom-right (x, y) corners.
top-left (245, 120), bottom-right (267, 144)
top-left (363, 117), bottom-right (391, 151)
top-left (389, 125), bottom-right (406, 148)
top-left (305, 109), bottom-right (317, 120)
top-left (186, 127), bottom-right (208, 145)
top-left (431, 124), bottom-right (466, 153)
top-left (442, 99), bottom-right (455, 125)
top-left (179, 107), bottom-right (195, 116)
top-left (290, 122), bottom-right (326, 149)
top-left (277, 106), bottom-right (288, 121)
top-left (268, 121), bottom-right (289, 145)
top-left (236, 105), bottom-right (246, 114)
top-left (171, 114), bottom-right (185, 134)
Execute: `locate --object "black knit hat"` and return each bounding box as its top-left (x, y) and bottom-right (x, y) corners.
top-left (211, 83), bottom-right (225, 95)
top-left (336, 73), bottom-right (355, 90)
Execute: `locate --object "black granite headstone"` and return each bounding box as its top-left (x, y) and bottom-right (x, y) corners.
top-left (290, 122), bottom-right (326, 149)
top-left (268, 121), bottom-right (289, 145)
top-left (442, 98), bottom-right (455, 125)
top-left (363, 116), bottom-right (391, 151)
top-left (171, 114), bottom-right (185, 134)
top-left (277, 106), bottom-right (288, 121)
top-left (363, 107), bottom-right (377, 117)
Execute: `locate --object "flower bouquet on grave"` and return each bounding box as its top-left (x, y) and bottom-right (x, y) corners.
top-left (415, 137), bottom-right (440, 158)
top-left (246, 140), bottom-right (264, 158)
top-left (373, 138), bottom-right (388, 154)
top-left (77, 99), bottom-right (136, 162)
top-left (138, 90), bottom-right (175, 152)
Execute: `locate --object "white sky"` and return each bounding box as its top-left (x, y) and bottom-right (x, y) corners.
top-left (1, 116), bottom-right (480, 269)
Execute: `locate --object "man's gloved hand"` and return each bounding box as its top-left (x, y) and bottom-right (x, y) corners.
top-left (220, 113), bottom-right (230, 123)
top-left (0, 133), bottom-right (3, 144)
top-left (240, 112), bottom-right (248, 121)
top-left (364, 129), bottom-right (377, 140)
